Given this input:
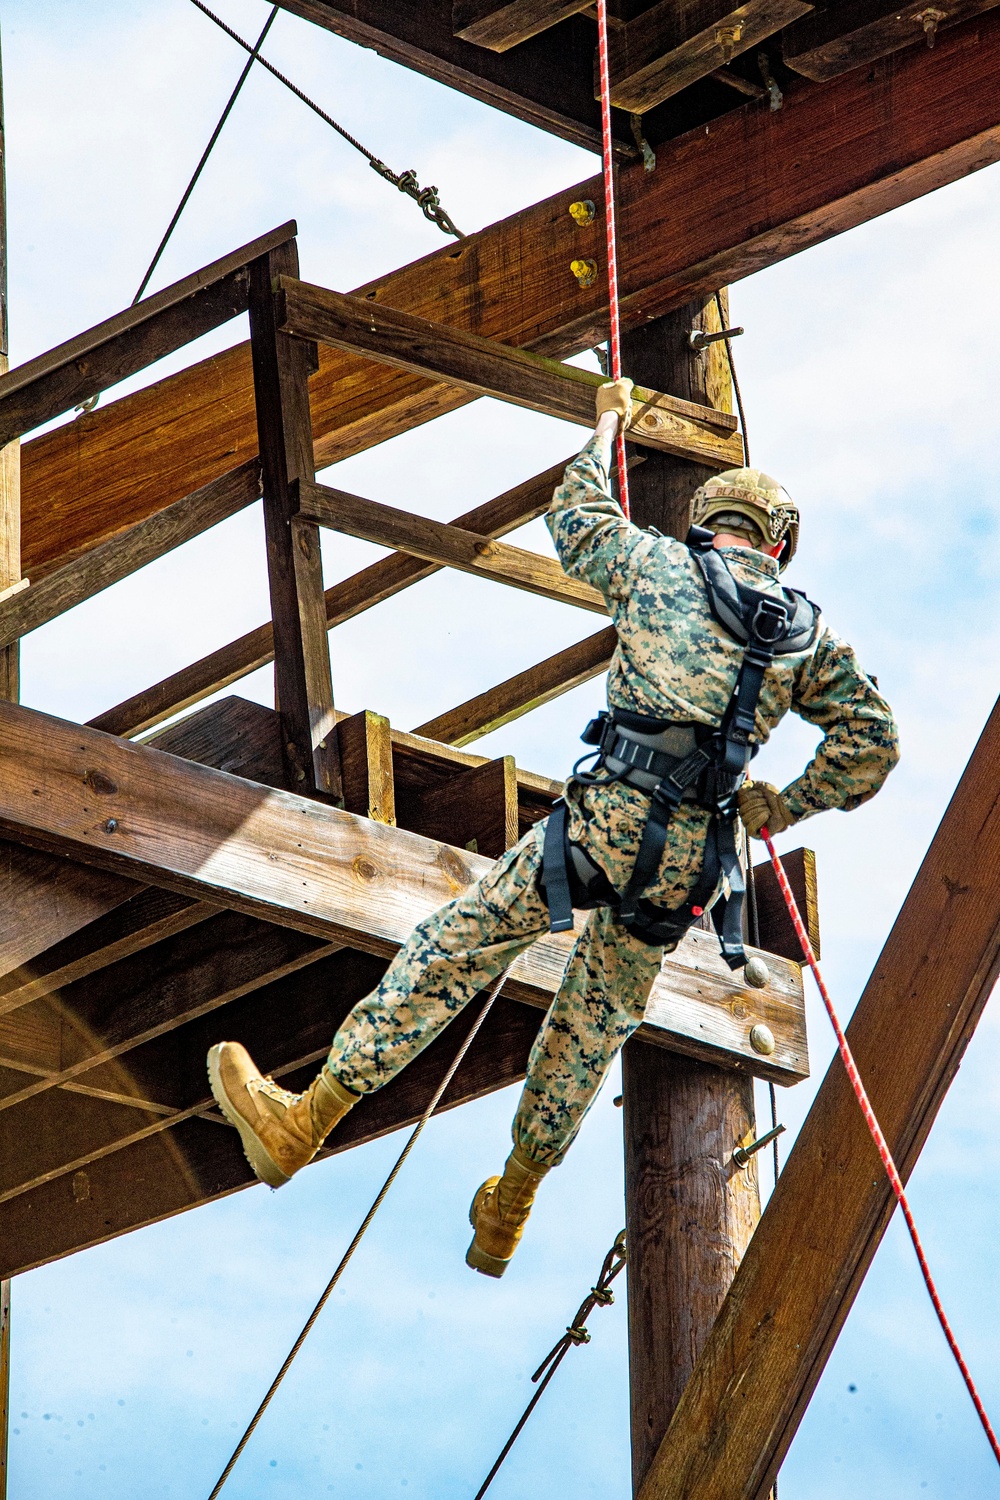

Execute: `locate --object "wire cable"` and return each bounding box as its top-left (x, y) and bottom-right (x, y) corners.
top-left (134, 6), bottom-right (278, 305)
top-left (595, 0), bottom-right (630, 519)
top-left (761, 827), bottom-right (1000, 1469)
top-left (472, 1230), bottom-right (627, 1499)
top-left (188, 0), bottom-right (463, 237)
top-left (205, 965), bottom-right (512, 1500)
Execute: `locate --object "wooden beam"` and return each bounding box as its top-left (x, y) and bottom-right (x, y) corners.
top-left (751, 847), bottom-right (820, 962)
top-left (0, 841), bottom-right (140, 982)
top-left (23, 16), bottom-right (1000, 587)
top-left (782, 0), bottom-right (1000, 80)
top-left (338, 709), bottom-right (396, 823)
top-left (637, 690), bottom-right (1000, 1500)
top-left (0, 698), bottom-right (807, 1081)
top-left (249, 243), bottom-right (340, 798)
top-left (413, 626), bottom-right (617, 745)
top-left (396, 755), bottom-right (519, 857)
top-left (275, 0), bottom-right (605, 148)
top-left (0, 460), bottom-right (260, 650)
top-left (624, 1047), bottom-right (760, 1492)
top-left (0, 956), bottom-right (545, 1277)
top-left (605, 0), bottom-right (811, 113)
top-left (0, 223), bottom-right (296, 447)
top-left (297, 479), bottom-right (606, 614)
top-left (144, 694), bottom-right (291, 790)
top-left (277, 278), bottom-right (744, 469)
top-left (89, 459), bottom-right (566, 739)
top-left (454, 0), bottom-right (595, 51)
top-left (0, 887), bottom-right (215, 1019)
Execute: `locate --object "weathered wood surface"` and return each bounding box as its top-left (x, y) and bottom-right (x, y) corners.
top-left (0, 222), bottom-right (295, 447)
top-left (0, 888), bottom-right (215, 1019)
top-left (453, 0), bottom-right (592, 50)
top-left (782, 0), bottom-right (1000, 79)
top-left (751, 846), bottom-right (820, 962)
top-left (338, 709), bottom-right (396, 824)
top-left (298, 479), bottom-right (606, 614)
top-left (90, 461), bottom-right (565, 737)
top-left (624, 1046), bottom-right (760, 1493)
top-left (250, 243), bottom-right (340, 798)
top-left (638, 691), bottom-right (1000, 1500)
top-left (277, 277), bottom-right (743, 468)
top-left (0, 460), bottom-right (260, 650)
top-left (396, 754), bottom-right (519, 858)
top-left (605, 0), bottom-right (810, 111)
top-left (414, 625), bottom-right (618, 745)
top-left (22, 17), bottom-right (1000, 581)
top-left (0, 953), bottom-right (545, 1278)
top-left (0, 699), bottom-right (806, 1080)
top-left (0, 842), bottom-right (140, 981)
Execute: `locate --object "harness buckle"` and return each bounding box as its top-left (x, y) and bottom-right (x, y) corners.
top-left (750, 597), bottom-right (788, 645)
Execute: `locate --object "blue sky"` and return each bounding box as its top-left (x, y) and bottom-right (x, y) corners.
top-left (5, 2), bottom-right (1000, 1496)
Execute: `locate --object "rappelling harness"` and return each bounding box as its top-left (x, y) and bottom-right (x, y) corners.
top-left (539, 527), bottom-right (819, 969)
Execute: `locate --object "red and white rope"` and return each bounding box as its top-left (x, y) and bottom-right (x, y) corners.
top-left (595, 0), bottom-right (630, 520)
top-left (762, 827), bottom-right (1000, 1466)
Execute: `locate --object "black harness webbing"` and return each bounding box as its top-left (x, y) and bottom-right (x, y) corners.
top-left (539, 531), bottom-right (819, 968)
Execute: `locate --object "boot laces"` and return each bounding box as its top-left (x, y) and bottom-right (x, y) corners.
top-left (252, 1075), bottom-right (301, 1119)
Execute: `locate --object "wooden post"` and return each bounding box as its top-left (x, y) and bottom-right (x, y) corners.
top-left (619, 293), bottom-right (762, 1495)
top-left (621, 292), bottom-right (736, 538)
top-left (0, 21), bottom-right (16, 1494)
top-left (248, 241), bottom-right (340, 799)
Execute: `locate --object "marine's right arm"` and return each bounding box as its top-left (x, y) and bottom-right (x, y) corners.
top-left (546, 434), bottom-right (665, 603)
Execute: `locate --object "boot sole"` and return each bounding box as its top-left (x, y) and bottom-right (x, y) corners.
top-left (207, 1044), bottom-right (291, 1190)
top-left (466, 1239), bottom-right (509, 1278)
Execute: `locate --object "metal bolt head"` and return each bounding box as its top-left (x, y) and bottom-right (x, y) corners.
top-left (744, 955), bottom-right (770, 989)
top-left (749, 1022), bottom-right (776, 1055)
top-left (570, 258), bottom-right (598, 288)
top-left (104, 817), bottom-right (118, 834)
top-left (568, 199), bottom-right (596, 226)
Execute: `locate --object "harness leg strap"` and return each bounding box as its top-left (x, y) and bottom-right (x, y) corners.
top-left (541, 801), bottom-right (575, 934)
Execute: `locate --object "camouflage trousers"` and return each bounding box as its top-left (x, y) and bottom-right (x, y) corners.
top-left (326, 818), bottom-right (673, 1168)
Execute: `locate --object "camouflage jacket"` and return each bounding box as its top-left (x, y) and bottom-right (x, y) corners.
top-left (547, 433), bottom-right (900, 832)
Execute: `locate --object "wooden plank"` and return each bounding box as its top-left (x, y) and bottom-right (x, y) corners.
top-left (298, 478), bottom-right (606, 615)
top-left (637, 691), bottom-right (1000, 1500)
top-left (145, 694), bottom-right (290, 790)
top-left (249, 243), bottom-right (340, 798)
top-left (277, 278), bottom-right (744, 468)
top-left (0, 888), bottom-right (215, 1019)
top-left (623, 1046), bottom-right (760, 1493)
top-left (605, 0), bottom-right (811, 113)
top-left (276, 0), bottom-right (605, 148)
top-left (0, 841), bottom-right (140, 981)
top-left (0, 698), bottom-right (807, 1082)
top-left (0, 954), bottom-right (545, 1276)
top-left (0, 460), bottom-right (260, 650)
top-left (89, 460), bottom-right (568, 738)
top-left (751, 847), bottom-right (820, 962)
top-left (782, 0), bottom-right (1000, 80)
top-left (414, 625), bottom-right (617, 745)
top-left (396, 754), bottom-right (519, 857)
top-left (0, 223), bottom-right (296, 447)
top-left (454, 0), bottom-right (595, 51)
top-left (23, 18), bottom-right (1000, 586)
top-left (338, 709), bottom-right (396, 823)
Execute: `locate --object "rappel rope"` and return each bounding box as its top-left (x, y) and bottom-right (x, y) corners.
top-left (472, 1230), bottom-right (627, 1499)
top-left (205, 965), bottom-right (512, 1500)
top-left (596, 0), bottom-right (630, 520)
top-left (762, 828), bottom-right (1000, 1468)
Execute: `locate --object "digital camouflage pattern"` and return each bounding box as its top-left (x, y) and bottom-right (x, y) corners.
top-left (325, 432), bottom-right (899, 1166)
top-left (328, 826), bottom-right (660, 1167)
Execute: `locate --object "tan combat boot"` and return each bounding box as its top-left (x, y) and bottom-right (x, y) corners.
top-left (207, 1041), bottom-right (359, 1189)
top-left (466, 1145), bottom-right (550, 1278)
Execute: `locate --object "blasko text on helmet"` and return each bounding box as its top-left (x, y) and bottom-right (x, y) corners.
top-left (692, 468), bottom-right (800, 569)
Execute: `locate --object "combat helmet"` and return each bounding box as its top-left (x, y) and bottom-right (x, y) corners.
top-left (691, 468), bottom-right (799, 570)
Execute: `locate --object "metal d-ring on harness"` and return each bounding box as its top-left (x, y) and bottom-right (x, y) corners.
top-left (539, 527), bottom-right (819, 969)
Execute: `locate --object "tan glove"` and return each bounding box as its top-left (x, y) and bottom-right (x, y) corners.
top-left (596, 377), bottom-right (634, 428)
top-left (738, 780), bottom-right (795, 839)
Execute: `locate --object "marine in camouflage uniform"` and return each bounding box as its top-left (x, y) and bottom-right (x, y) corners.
top-left (207, 384), bottom-right (899, 1278)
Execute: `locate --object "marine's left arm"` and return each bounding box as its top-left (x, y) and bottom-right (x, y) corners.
top-left (779, 625), bottom-right (901, 822)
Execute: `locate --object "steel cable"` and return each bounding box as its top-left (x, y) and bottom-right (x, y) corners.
top-left (205, 964), bottom-right (512, 1500)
